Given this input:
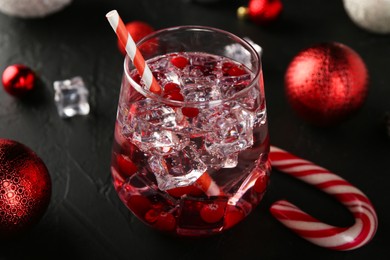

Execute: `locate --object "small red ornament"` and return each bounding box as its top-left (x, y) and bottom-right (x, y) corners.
top-left (285, 42), bottom-right (369, 126)
top-left (0, 139), bottom-right (51, 238)
top-left (237, 0), bottom-right (283, 25)
top-left (2, 64), bottom-right (36, 97)
top-left (118, 21), bottom-right (155, 55)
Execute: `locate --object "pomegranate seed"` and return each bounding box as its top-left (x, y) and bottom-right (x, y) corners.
top-left (181, 107), bottom-right (199, 117)
top-left (227, 65), bottom-right (247, 76)
top-left (153, 212), bottom-right (176, 231)
top-left (131, 73), bottom-right (141, 85)
top-left (171, 56), bottom-right (188, 69)
top-left (116, 154), bottom-right (138, 177)
top-left (126, 195), bottom-right (152, 216)
top-left (222, 62), bottom-right (234, 75)
top-left (164, 82), bottom-right (181, 94)
top-left (254, 174), bottom-right (269, 193)
top-left (224, 205), bottom-right (244, 229)
top-left (200, 203), bottom-right (225, 223)
top-left (167, 185), bottom-right (204, 197)
top-left (145, 208), bottom-right (160, 223)
top-left (163, 91), bottom-right (184, 101)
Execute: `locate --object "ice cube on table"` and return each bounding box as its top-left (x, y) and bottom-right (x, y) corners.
top-left (148, 145), bottom-right (207, 191)
top-left (53, 76), bottom-right (90, 118)
top-left (205, 105), bottom-right (254, 158)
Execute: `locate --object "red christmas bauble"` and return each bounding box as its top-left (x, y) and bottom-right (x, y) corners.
top-left (247, 0), bottom-right (283, 25)
top-left (118, 21), bottom-right (155, 55)
top-left (285, 42), bottom-right (369, 126)
top-left (2, 64), bottom-right (36, 97)
top-left (0, 139), bottom-right (51, 238)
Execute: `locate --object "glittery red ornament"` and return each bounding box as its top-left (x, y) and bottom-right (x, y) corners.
top-left (2, 64), bottom-right (36, 97)
top-left (0, 139), bottom-right (51, 238)
top-left (117, 21), bottom-right (155, 55)
top-left (285, 42), bottom-right (369, 126)
top-left (238, 0), bottom-right (282, 25)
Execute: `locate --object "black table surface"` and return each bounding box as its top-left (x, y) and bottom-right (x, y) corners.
top-left (0, 0), bottom-right (389, 259)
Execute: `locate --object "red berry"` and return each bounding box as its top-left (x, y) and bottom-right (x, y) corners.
top-left (145, 208), bottom-right (160, 223)
top-left (254, 174), bottom-right (269, 193)
top-left (224, 205), bottom-right (244, 229)
top-left (227, 65), bottom-right (247, 76)
top-left (131, 73), bottom-right (141, 85)
top-left (171, 56), bottom-right (188, 69)
top-left (181, 107), bottom-right (199, 118)
top-left (164, 82), bottom-right (181, 94)
top-left (153, 212), bottom-right (176, 231)
top-left (200, 203), bottom-right (225, 223)
top-left (116, 154), bottom-right (138, 177)
top-left (163, 92), bottom-right (184, 103)
top-left (167, 185), bottom-right (204, 197)
top-left (126, 195), bottom-right (152, 216)
top-left (222, 62), bottom-right (234, 74)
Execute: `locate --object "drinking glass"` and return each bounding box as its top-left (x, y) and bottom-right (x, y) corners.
top-left (111, 26), bottom-right (270, 236)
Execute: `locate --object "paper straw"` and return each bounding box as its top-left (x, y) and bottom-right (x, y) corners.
top-left (195, 172), bottom-right (225, 197)
top-left (106, 11), bottom-right (224, 197)
top-left (106, 10), bottom-right (161, 94)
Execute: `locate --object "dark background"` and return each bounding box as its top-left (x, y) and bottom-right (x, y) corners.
top-left (0, 0), bottom-right (389, 259)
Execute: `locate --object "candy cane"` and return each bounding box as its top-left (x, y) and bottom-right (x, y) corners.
top-left (106, 10), bottom-right (161, 94)
top-left (269, 146), bottom-right (378, 250)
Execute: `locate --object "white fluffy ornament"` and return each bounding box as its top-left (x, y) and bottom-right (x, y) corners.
top-left (0, 0), bottom-right (72, 18)
top-left (343, 0), bottom-right (390, 34)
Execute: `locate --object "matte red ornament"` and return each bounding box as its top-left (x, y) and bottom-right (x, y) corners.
top-left (2, 64), bottom-right (36, 97)
top-left (285, 42), bottom-right (369, 126)
top-left (0, 139), bottom-right (51, 238)
top-left (117, 21), bottom-right (155, 55)
top-left (247, 0), bottom-right (283, 25)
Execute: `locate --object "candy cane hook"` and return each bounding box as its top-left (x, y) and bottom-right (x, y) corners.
top-left (269, 146), bottom-right (378, 250)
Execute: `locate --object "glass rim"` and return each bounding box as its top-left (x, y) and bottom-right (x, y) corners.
top-left (123, 25), bottom-right (262, 107)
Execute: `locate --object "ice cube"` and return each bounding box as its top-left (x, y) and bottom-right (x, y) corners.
top-left (181, 75), bottom-right (221, 102)
top-left (148, 145), bottom-right (207, 190)
top-left (201, 150), bottom-right (238, 169)
top-left (53, 76), bottom-right (90, 118)
top-left (205, 105), bottom-right (254, 158)
top-left (124, 99), bottom-right (189, 156)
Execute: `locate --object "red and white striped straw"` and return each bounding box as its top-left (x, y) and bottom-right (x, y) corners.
top-left (269, 146), bottom-right (378, 250)
top-left (195, 172), bottom-right (225, 196)
top-left (106, 10), bottom-right (161, 94)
